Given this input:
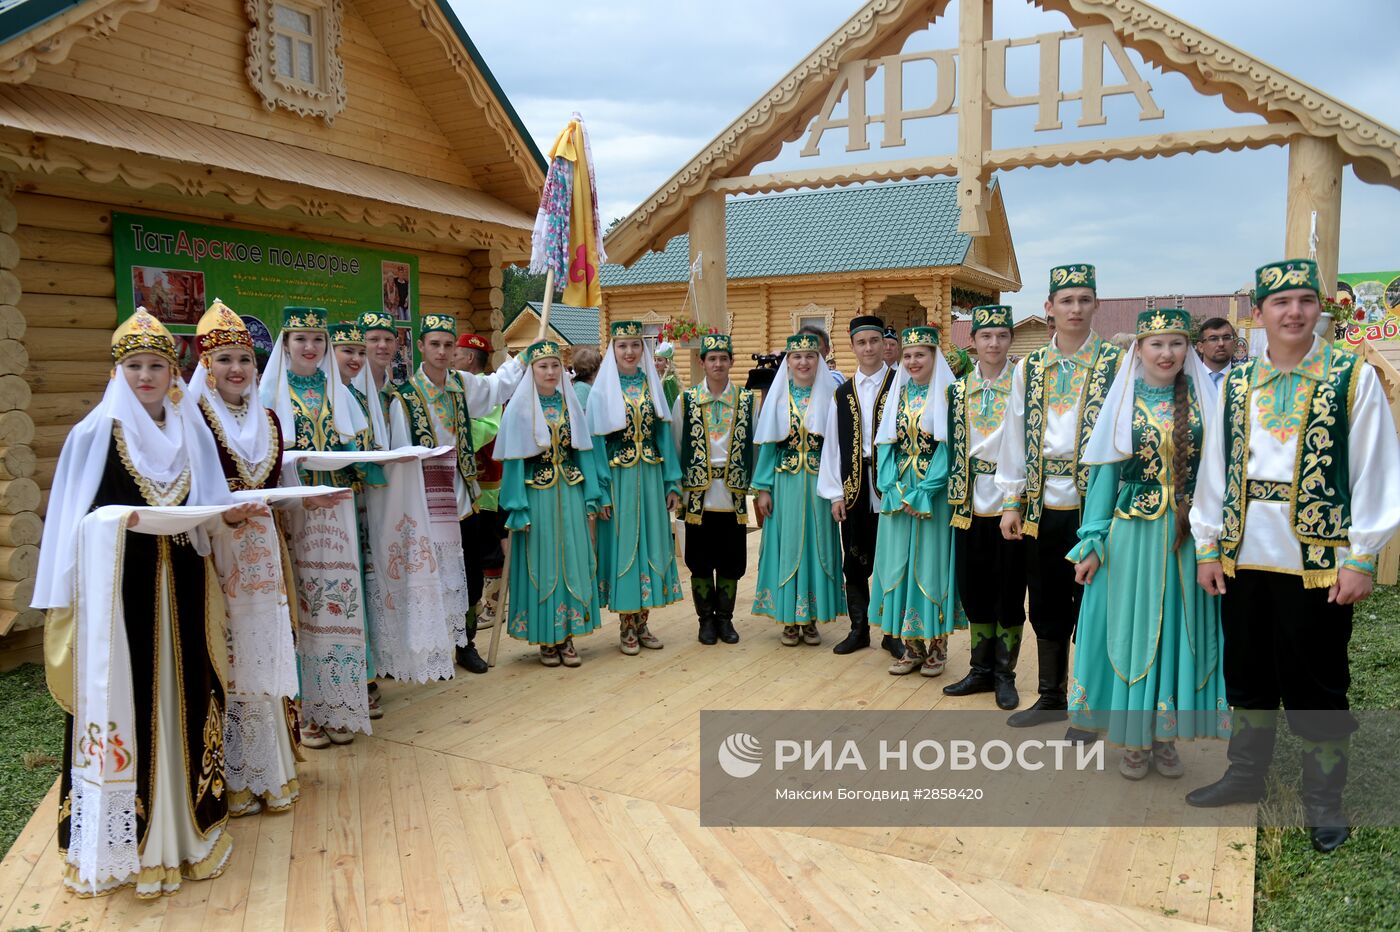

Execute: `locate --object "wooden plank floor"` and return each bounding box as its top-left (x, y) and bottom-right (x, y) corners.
top-left (1, 532), bottom-right (1254, 930)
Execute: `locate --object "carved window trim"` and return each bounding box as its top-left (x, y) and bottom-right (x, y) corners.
top-left (789, 302), bottom-right (835, 338)
top-left (245, 0), bottom-right (346, 125)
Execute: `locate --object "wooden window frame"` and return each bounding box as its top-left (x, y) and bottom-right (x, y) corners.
top-left (245, 0), bottom-right (346, 124)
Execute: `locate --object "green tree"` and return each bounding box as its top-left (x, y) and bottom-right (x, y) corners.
top-left (501, 266), bottom-right (558, 327)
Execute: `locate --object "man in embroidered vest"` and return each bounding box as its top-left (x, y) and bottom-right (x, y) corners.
top-left (1187, 259), bottom-right (1400, 852)
top-left (818, 314), bottom-right (899, 657)
top-left (391, 314), bottom-right (523, 673)
top-left (996, 264), bottom-right (1122, 727)
top-left (358, 310), bottom-right (409, 448)
top-left (458, 332), bottom-right (508, 631)
top-left (669, 333), bottom-right (756, 645)
top-left (943, 306), bottom-right (1026, 709)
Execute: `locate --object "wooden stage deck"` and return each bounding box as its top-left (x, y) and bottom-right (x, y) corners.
top-left (0, 532), bottom-right (1254, 930)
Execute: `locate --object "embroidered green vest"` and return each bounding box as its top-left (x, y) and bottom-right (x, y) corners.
top-left (605, 378), bottom-right (664, 468)
top-left (893, 384), bottom-right (937, 481)
top-left (1114, 381), bottom-right (1203, 521)
top-left (525, 397), bottom-right (584, 490)
top-left (397, 371), bottom-right (477, 486)
top-left (775, 388), bottom-right (823, 475)
top-left (678, 383), bottom-right (756, 525)
top-left (946, 374), bottom-right (1006, 529)
top-left (346, 383), bottom-right (380, 453)
top-left (1022, 339), bottom-right (1122, 536)
top-left (1219, 347), bottom-right (1358, 587)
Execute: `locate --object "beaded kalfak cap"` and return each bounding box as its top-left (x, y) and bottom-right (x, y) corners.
top-left (112, 307), bottom-right (178, 364)
top-left (1049, 263), bottom-right (1096, 295)
top-left (281, 306), bottom-right (328, 331)
top-left (329, 322), bottom-right (366, 346)
top-left (358, 310), bottom-right (396, 335)
top-left (523, 340), bottom-right (561, 364)
top-left (785, 332), bottom-right (821, 353)
top-left (970, 305), bottom-right (1013, 333)
top-left (610, 320), bottom-right (644, 339)
top-left (699, 333), bottom-right (733, 358)
top-left (194, 299), bottom-right (253, 356)
top-left (1253, 258), bottom-right (1322, 306)
top-left (1135, 308), bottom-right (1192, 339)
top-left (419, 313), bottom-right (457, 337)
top-left (901, 325), bottom-right (940, 348)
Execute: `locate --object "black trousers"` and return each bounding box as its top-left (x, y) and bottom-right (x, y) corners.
top-left (684, 509), bottom-right (747, 580)
top-left (459, 509), bottom-right (506, 609)
top-left (1025, 507), bottom-right (1081, 642)
top-left (955, 514), bottom-right (1027, 629)
top-left (1222, 569), bottom-right (1357, 742)
top-left (840, 463), bottom-right (880, 624)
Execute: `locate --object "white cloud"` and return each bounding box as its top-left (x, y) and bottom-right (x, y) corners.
top-left (461, 0), bottom-right (1400, 318)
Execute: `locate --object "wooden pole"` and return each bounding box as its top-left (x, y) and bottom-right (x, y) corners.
top-left (536, 268), bottom-right (555, 342)
top-left (688, 190), bottom-right (727, 382)
top-left (487, 534), bottom-right (510, 668)
top-left (1284, 136), bottom-right (1343, 294)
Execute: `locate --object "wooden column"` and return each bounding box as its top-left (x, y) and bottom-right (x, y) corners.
top-left (688, 190), bottom-right (728, 380)
top-left (955, 0), bottom-right (993, 236)
top-left (466, 248), bottom-right (506, 367)
top-left (1284, 136), bottom-right (1343, 294)
top-left (0, 175), bottom-right (42, 636)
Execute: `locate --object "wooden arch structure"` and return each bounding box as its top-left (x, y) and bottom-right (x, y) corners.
top-left (603, 0), bottom-right (1400, 340)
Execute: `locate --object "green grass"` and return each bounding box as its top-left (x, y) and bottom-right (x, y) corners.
top-left (0, 662), bottom-right (64, 860)
top-left (1252, 583), bottom-right (1400, 931)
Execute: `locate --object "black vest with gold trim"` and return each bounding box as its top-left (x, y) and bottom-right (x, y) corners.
top-left (833, 368), bottom-right (895, 510)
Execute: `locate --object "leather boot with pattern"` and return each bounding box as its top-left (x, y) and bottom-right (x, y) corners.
top-left (888, 639), bottom-right (926, 675)
top-left (992, 624), bottom-right (1022, 710)
top-left (637, 609), bottom-right (664, 649)
top-left (456, 607), bottom-right (489, 674)
top-left (944, 624), bottom-right (995, 695)
top-left (714, 577), bottom-right (741, 644)
top-left (692, 577), bottom-right (718, 645)
top-left (1006, 638), bottom-right (1069, 727)
top-left (1186, 713), bottom-right (1277, 808)
top-left (619, 614), bottom-right (641, 656)
top-left (1300, 739), bottom-right (1350, 853)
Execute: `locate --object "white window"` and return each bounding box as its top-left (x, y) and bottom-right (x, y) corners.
top-left (246, 0), bottom-right (345, 123)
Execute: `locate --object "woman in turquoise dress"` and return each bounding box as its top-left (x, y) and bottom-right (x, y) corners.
top-left (586, 320), bottom-right (684, 655)
top-left (751, 332), bottom-right (846, 644)
top-left (261, 307), bottom-right (382, 747)
top-left (870, 326), bottom-right (959, 675)
top-left (1067, 308), bottom-right (1229, 780)
top-left (496, 341), bottom-right (603, 667)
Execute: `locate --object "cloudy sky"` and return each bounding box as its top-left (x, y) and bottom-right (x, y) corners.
top-left (462, 1), bottom-right (1400, 317)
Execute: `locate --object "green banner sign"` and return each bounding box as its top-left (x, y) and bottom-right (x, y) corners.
top-left (1338, 270), bottom-right (1400, 346)
top-left (113, 212), bottom-right (420, 376)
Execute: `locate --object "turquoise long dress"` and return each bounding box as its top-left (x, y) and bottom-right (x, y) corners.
top-left (870, 381), bottom-right (959, 641)
top-left (751, 384), bottom-right (847, 626)
top-left (594, 371), bottom-right (684, 612)
top-left (502, 392), bottom-right (604, 645)
top-left (1067, 379), bottom-right (1229, 749)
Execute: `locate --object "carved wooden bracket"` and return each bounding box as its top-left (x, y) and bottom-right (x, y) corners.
top-left (0, 0), bottom-right (160, 84)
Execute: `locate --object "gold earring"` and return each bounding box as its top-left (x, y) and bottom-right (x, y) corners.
top-left (205, 368), bottom-right (218, 391)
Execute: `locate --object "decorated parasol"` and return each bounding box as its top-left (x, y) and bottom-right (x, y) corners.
top-left (529, 113), bottom-right (606, 340)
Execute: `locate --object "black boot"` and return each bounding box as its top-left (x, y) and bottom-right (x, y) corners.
top-left (714, 577), bottom-right (740, 644)
top-left (455, 607), bottom-right (489, 674)
top-left (693, 578), bottom-right (718, 645)
top-left (992, 624), bottom-right (1022, 711)
top-left (1185, 717), bottom-right (1277, 807)
top-left (1006, 638), bottom-right (1068, 727)
top-left (943, 624), bottom-right (995, 696)
top-left (881, 634), bottom-right (906, 659)
top-left (1300, 739), bottom-right (1350, 853)
top-left (833, 588), bottom-right (871, 655)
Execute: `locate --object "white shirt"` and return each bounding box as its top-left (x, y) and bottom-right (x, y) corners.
top-left (817, 364), bottom-right (889, 509)
top-left (995, 334), bottom-right (1107, 511)
top-left (389, 357), bottom-right (524, 517)
top-left (1190, 338), bottom-right (1400, 574)
top-left (963, 359), bottom-right (1015, 516)
top-left (670, 380), bottom-right (740, 511)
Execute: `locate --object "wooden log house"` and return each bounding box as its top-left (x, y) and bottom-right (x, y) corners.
top-left (0, 0), bottom-right (545, 655)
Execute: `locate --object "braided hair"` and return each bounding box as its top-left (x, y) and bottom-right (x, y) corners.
top-left (1171, 367), bottom-right (1193, 551)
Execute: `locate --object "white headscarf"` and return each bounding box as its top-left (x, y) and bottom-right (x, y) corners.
top-left (754, 353), bottom-right (837, 444)
top-left (1083, 337), bottom-right (1216, 465)
top-left (259, 328), bottom-right (366, 444)
top-left (494, 357), bottom-right (593, 461)
top-left (874, 347), bottom-right (956, 446)
top-left (188, 354), bottom-right (272, 466)
top-left (353, 365), bottom-right (392, 450)
top-left (33, 370), bottom-right (232, 609)
top-left (587, 338), bottom-right (672, 436)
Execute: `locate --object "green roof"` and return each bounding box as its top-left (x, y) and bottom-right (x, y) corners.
top-left (601, 179), bottom-right (986, 287)
top-left (523, 301), bottom-right (599, 345)
top-left (0, 0), bottom-right (85, 45)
